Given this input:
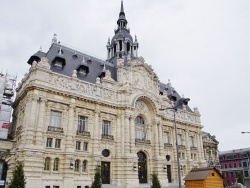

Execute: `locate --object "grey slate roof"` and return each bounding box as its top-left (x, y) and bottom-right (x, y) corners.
top-left (29, 43), bottom-right (117, 84)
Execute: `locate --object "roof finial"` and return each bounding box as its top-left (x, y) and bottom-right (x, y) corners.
top-left (52, 33), bottom-right (57, 44)
top-left (168, 79), bottom-right (171, 86)
top-left (39, 46), bottom-right (42, 51)
top-left (121, 0), bottom-right (124, 13)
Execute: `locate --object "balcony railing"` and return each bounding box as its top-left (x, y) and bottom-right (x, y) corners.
top-left (47, 126), bottom-right (63, 133)
top-left (135, 138), bottom-right (151, 144)
top-left (190, 146), bottom-right (197, 150)
top-left (101, 134), bottom-right (114, 140)
top-left (177, 145), bottom-right (186, 149)
top-left (164, 143), bottom-right (173, 148)
top-left (76, 131), bottom-right (90, 137)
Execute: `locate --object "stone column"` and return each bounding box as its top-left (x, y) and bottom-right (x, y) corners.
top-left (130, 116), bottom-right (135, 154)
top-left (35, 97), bottom-right (47, 147)
top-left (124, 114), bottom-right (130, 156)
top-left (26, 95), bottom-right (39, 146)
top-left (186, 131), bottom-right (191, 161)
top-left (158, 124), bottom-right (163, 156)
top-left (197, 132), bottom-right (204, 161)
top-left (93, 109), bottom-right (100, 154)
top-left (116, 114), bottom-right (122, 157)
top-left (66, 102), bottom-right (75, 152)
top-left (154, 121), bottom-right (159, 158)
top-left (121, 112), bottom-right (125, 156)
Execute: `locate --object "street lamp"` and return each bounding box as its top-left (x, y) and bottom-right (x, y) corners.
top-left (160, 96), bottom-right (190, 188)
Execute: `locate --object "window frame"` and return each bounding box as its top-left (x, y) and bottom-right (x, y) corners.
top-left (53, 158), bottom-right (59, 171)
top-left (46, 138), bottom-right (53, 147)
top-left (102, 120), bottom-right (111, 136)
top-left (78, 116), bottom-right (88, 132)
top-left (50, 111), bottom-right (62, 128)
top-left (55, 139), bottom-right (61, 148)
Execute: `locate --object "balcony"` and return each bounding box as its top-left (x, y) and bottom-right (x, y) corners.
top-left (177, 145), bottom-right (186, 149)
top-left (135, 138), bottom-right (151, 145)
top-left (164, 143), bottom-right (173, 149)
top-left (101, 134), bottom-right (114, 140)
top-left (76, 131), bottom-right (90, 137)
top-left (47, 126), bottom-right (63, 133)
top-left (190, 146), bottom-right (197, 150)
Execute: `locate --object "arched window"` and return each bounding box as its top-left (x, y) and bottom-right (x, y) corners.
top-left (44, 157), bottom-right (51, 171)
top-left (135, 116), bottom-right (146, 140)
top-left (75, 159), bottom-right (80, 172)
top-left (82, 160), bottom-right (87, 172)
top-left (53, 158), bottom-right (59, 171)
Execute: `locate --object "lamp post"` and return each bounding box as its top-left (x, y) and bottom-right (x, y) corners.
top-left (160, 97), bottom-right (190, 188)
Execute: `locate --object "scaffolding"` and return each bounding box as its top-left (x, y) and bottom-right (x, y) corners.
top-left (0, 72), bottom-right (17, 139)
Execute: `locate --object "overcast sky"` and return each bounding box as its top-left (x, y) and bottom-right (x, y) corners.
top-left (1, 0), bottom-right (250, 151)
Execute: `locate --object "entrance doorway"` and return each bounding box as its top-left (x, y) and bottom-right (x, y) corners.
top-left (101, 162), bottom-right (110, 184)
top-left (137, 151), bottom-right (147, 183)
top-left (167, 165), bottom-right (172, 183)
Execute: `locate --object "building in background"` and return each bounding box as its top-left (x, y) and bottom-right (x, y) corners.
top-left (2, 1), bottom-right (208, 188)
top-left (0, 72), bottom-right (16, 139)
top-left (202, 131), bottom-right (221, 169)
top-left (219, 148), bottom-right (250, 186)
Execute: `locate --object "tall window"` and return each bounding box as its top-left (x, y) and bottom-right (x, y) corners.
top-left (78, 116), bottom-right (88, 132)
top-left (55, 139), bottom-right (61, 148)
top-left (102, 120), bottom-right (111, 136)
top-left (76, 141), bottom-right (81, 150)
top-left (44, 157), bottom-right (51, 170)
top-left (46, 138), bottom-right (53, 147)
top-left (82, 160), bottom-right (87, 172)
top-left (163, 132), bottom-right (170, 143)
top-left (189, 136), bottom-right (194, 147)
top-left (135, 116), bottom-right (146, 140)
top-left (83, 142), bottom-right (88, 151)
top-left (177, 134), bottom-right (182, 145)
top-left (50, 111), bottom-right (61, 127)
top-left (53, 158), bottom-right (59, 171)
top-left (75, 159), bottom-right (80, 172)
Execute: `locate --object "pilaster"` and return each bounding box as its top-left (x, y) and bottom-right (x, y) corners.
top-left (35, 96), bottom-right (47, 147)
top-left (65, 101), bottom-right (75, 152)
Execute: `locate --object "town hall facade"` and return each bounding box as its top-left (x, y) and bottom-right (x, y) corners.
top-left (4, 1), bottom-right (207, 188)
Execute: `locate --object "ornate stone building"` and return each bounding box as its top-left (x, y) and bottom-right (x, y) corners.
top-left (3, 1), bottom-right (207, 188)
top-left (202, 131), bottom-right (220, 169)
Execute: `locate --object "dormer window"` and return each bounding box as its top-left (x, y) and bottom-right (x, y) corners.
top-left (54, 61), bottom-right (63, 69)
top-left (77, 59), bottom-right (89, 77)
top-left (53, 58), bottom-right (66, 70)
top-left (52, 48), bottom-right (66, 70)
top-left (78, 67), bottom-right (88, 76)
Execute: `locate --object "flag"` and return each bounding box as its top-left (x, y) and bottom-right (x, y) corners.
top-left (2, 122), bottom-right (9, 129)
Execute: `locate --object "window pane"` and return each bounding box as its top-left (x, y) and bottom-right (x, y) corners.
top-left (82, 160), bottom-right (87, 172)
top-left (78, 116), bottom-right (88, 132)
top-left (164, 132), bottom-right (169, 143)
top-left (177, 134), bottom-right (182, 145)
top-left (55, 139), bottom-right (61, 148)
top-left (83, 142), bottom-right (88, 151)
top-left (135, 116), bottom-right (146, 139)
top-left (102, 120), bottom-right (111, 135)
top-left (50, 111), bottom-right (62, 127)
top-left (53, 158), bottom-right (59, 171)
top-left (46, 138), bottom-right (53, 147)
top-left (44, 157), bottom-right (50, 170)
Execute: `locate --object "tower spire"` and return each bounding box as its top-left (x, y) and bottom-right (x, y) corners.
top-left (120, 0), bottom-right (125, 15)
top-left (117, 0), bottom-right (127, 27)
